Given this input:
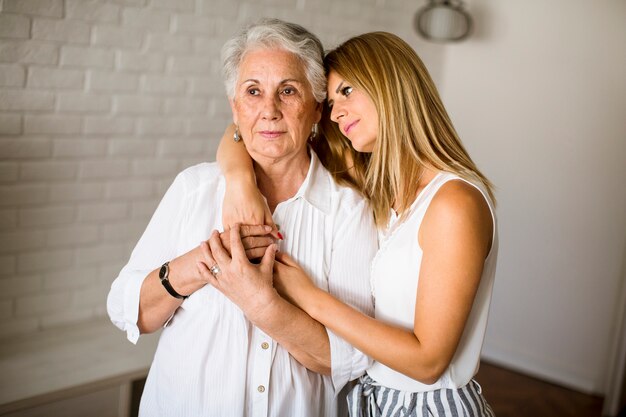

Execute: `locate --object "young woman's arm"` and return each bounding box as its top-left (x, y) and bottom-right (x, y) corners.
top-left (216, 124), bottom-right (275, 230)
top-left (274, 180), bottom-right (493, 384)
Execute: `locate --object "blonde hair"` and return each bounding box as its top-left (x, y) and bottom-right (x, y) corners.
top-left (320, 31), bottom-right (495, 227)
top-left (311, 103), bottom-right (370, 191)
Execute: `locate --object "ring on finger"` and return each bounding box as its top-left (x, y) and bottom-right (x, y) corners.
top-left (209, 264), bottom-right (221, 276)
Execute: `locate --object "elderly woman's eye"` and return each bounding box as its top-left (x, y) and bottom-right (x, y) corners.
top-left (341, 86), bottom-right (353, 96)
top-left (282, 87), bottom-right (296, 95)
top-left (247, 88), bottom-right (260, 96)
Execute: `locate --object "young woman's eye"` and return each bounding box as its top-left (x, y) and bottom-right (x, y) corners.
top-left (341, 86), bottom-right (353, 97)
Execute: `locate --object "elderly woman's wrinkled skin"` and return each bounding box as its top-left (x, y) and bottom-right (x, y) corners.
top-left (230, 48), bottom-right (321, 168)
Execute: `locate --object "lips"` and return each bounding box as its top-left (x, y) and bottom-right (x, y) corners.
top-left (259, 130), bottom-right (284, 138)
top-left (343, 120), bottom-right (358, 135)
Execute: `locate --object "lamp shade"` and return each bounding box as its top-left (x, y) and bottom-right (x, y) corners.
top-left (415, 1), bottom-right (472, 42)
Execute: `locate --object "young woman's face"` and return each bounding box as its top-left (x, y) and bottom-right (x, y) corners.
top-left (326, 70), bottom-right (378, 153)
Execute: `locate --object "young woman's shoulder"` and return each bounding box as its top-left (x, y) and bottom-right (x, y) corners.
top-left (421, 178), bottom-right (493, 252)
top-left (434, 179), bottom-right (490, 213)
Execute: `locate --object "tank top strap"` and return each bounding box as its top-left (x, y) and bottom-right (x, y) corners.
top-left (414, 172), bottom-right (495, 217)
top-left (416, 172), bottom-right (497, 252)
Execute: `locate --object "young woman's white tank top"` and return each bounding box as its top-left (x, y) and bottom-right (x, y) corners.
top-left (367, 171), bottom-right (498, 392)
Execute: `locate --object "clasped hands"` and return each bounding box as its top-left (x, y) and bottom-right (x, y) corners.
top-left (196, 224), bottom-right (313, 316)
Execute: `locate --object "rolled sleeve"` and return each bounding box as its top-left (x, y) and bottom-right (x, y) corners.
top-left (327, 328), bottom-right (372, 393)
top-left (106, 171), bottom-right (188, 344)
top-left (107, 268), bottom-right (147, 344)
top-left (326, 198), bottom-right (378, 392)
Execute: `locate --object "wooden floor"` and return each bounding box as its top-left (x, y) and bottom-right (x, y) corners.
top-left (130, 362), bottom-right (607, 417)
top-left (476, 361), bottom-right (604, 417)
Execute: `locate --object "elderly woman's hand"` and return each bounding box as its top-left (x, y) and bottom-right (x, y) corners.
top-left (170, 225), bottom-right (275, 294)
top-left (218, 224), bottom-right (276, 260)
top-left (198, 224), bottom-right (278, 318)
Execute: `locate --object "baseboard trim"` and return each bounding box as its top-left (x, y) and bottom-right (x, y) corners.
top-left (480, 345), bottom-right (602, 396)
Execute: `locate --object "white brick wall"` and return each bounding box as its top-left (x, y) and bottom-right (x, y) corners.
top-left (0, 0), bottom-right (423, 338)
top-left (0, 63), bottom-right (26, 87)
top-left (0, 40), bottom-right (60, 65)
top-left (0, 14), bottom-right (31, 39)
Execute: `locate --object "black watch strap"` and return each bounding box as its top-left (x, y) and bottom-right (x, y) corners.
top-left (159, 261), bottom-right (188, 300)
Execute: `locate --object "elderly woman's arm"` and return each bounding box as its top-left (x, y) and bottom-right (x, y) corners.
top-left (217, 124), bottom-right (275, 230)
top-left (137, 226), bottom-right (275, 334)
top-left (107, 169), bottom-right (275, 342)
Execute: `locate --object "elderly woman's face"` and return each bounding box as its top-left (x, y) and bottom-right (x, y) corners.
top-left (230, 48), bottom-right (321, 163)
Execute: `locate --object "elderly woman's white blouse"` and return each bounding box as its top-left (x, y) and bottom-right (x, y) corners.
top-left (107, 152), bottom-right (378, 417)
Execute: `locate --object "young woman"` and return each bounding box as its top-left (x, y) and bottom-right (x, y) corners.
top-left (206, 31), bottom-right (498, 417)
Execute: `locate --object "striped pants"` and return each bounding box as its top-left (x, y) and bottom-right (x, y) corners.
top-left (347, 374), bottom-right (495, 417)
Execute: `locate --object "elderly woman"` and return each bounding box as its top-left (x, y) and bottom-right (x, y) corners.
top-left (106, 18), bottom-right (377, 417)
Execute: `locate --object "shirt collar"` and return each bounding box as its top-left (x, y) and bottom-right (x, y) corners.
top-left (290, 149), bottom-right (332, 215)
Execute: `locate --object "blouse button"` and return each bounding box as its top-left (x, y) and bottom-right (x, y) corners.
top-left (257, 385), bottom-right (265, 393)
top-left (261, 342), bottom-right (269, 350)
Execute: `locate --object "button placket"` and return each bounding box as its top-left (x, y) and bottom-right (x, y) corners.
top-left (251, 333), bottom-right (272, 417)
top-left (256, 338), bottom-right (272, 395)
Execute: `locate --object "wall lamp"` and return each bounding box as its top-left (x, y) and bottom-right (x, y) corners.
top-left (414, 0), bottom-right (472, 42)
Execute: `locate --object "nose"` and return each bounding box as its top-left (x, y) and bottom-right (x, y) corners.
top-left (330, 102), bottom-right (345, 123)
top-left (262, 94), bottom-right (281, 120)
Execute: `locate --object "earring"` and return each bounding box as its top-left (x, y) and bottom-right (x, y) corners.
top-left (233, 126), bottom-right (241, 142)
top-left (309, 123), bottom-right (318, 142)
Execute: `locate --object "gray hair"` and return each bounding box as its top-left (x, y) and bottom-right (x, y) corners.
top-left (221, 18), bottom-right (326, 103)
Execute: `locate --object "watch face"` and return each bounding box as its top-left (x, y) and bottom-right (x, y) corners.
top-left (159, 263), bottom-right (168, 279)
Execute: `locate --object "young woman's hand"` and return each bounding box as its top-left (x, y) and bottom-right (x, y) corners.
top-left (222, 177), bottom-right (275, 232)
top-left (218, 124), bottom-right (278, 237)
top-left (272, 252), bottom-right (318, 311)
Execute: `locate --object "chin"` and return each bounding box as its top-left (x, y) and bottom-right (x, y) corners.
top-left (251, 146), bottom-right (296, 162)
top-left (351, 142), bottom-right (374, 153)
top-left (346, 135), bottom-right (374, 153)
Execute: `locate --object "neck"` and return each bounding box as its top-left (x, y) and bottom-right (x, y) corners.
top-left (254, 152), bottom-right (311, 212)
top-left (392, 166), bottom-right (439, 211)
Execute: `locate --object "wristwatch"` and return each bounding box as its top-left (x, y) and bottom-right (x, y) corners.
top-left (159, 261), bottom-right (188, 300)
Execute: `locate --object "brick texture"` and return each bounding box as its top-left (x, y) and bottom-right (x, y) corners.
top-left (0, 40), bottom-right (60, 65)
top-left (0, 0), bottom-right (420, 338)
top-left (3, 0), bottom-right (64, 18)
top-left (0, 14), bottom-right (31, 39)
